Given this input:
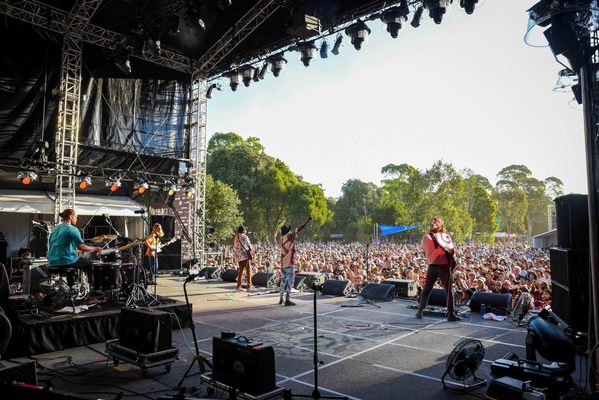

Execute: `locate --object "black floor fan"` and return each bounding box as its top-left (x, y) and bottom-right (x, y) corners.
top-left (442, 339), bottom-right (487, 392)
top-left (283, 285), bottom-right (348, 400)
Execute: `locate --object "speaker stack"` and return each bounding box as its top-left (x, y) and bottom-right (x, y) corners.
top-left (320, 279), bottom-right (352, 297)
top-left (550, 194), bottom-right (590, 332)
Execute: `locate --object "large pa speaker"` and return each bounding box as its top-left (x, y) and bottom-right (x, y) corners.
top-left (555, 194), bottom-right (588, 250)
top-left (383, 279), bottom-right (419, 298)
top-left (204, 266), bottom-right (222, 280)
top-left (221, 269), bottom-right (239, 282)
top-left (427, 288), bottom-right (448, 307)
top-left (360, 283), bottom-right (395, 302)
top-left (469, 292), bottom-right (512, 313)
top-left (252, 272), bottom-right (276, 288)
top-left (213, 335), bottom-right (276, 395)
top-left (120, 308), bottom-right (173, 354)
top-left (551, 283), bottom-right (589, 332)
top-left (296, 272), bottom-right (326, 288)
top-left (321, 279), bottom-right (352, 297)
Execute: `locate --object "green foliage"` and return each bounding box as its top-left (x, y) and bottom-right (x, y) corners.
top-left (205, 175), bottom-right (243, 244)
top-left (493, 187), bottom-right (528, 237)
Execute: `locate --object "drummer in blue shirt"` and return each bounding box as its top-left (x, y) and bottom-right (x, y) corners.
top-left (48, 209), bottom-right (103, 285)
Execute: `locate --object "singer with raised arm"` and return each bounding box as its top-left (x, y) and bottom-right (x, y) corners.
top-left (278, 216), bottom-right (313, 306)
top-left (415, 216), bottom-right (460, 322)
top-left (48, 209), bottom-right (103, 286)
top-left (233, 225), bottom-right (254, 293)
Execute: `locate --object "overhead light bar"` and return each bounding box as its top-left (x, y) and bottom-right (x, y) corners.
top-left (331, 34), bottom-right (343, 55)
top-left (17, 171), bottom-right (37, 185)
top-left (297, 42), bottom-right (318, 67)
top-left (207, 83), bottom-right (222, 99)
top-left (269, 54), bottom-right (288, 77)
top-left (225, 70), bottom-right (241, 91)
top-left (240, 66), bottom-right (255, 87)
top-left (381, 6), bottom-right (409, 38)
top-left (345, 20), bottom-right (371, 50)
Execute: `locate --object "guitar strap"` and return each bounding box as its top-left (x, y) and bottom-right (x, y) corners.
top-left (236, 234), bottom-right (250, 254)
top-left (429, 233), bottom-right (455, 269)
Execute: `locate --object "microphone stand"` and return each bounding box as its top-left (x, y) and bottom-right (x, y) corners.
top-left (103, 215), bottom-right (121, 237)
top-left (152, 232), bottom-right (163, 302)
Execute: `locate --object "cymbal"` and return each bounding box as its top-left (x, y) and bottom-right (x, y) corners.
top-left (89, 234), bottom-right (117, 243)
top-left (118, 240), bottom-right (142, 251)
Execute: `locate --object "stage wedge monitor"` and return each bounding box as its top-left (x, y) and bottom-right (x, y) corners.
top-left (120, 308), bottom-right (173, 354)
top-left (361, 283), bottom-right (395, 302)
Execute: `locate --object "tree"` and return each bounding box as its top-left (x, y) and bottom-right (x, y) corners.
top-left (333, 179), bottom-right (377, 241)
top-left (467, 180), bottom-right (498, 242)
top-left (493, 187), bottom-right (528, 238)
top-left (205, 175), bottom-right (243, 244)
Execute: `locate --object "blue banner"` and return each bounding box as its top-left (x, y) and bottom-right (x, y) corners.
top-left (379, 224), bottom-right (421, 237)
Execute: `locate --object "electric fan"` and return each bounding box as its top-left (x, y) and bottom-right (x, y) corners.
top-left (442, 338), bottom-right (487, 391)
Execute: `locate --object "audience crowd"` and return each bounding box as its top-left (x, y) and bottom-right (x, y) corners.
top-left (207, 240), bottom-right (552, 310)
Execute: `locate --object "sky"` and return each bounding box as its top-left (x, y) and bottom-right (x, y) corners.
top-left (206, 0), bottom-right (587, 198)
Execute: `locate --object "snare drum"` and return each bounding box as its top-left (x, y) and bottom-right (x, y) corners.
top-left (99, 248), bottom-right (121, 263)
top-left (91, 262), bottom-right (122, 291)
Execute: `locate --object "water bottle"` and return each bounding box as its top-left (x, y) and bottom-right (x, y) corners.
top-left (480, 303), bottom-right (486, 316)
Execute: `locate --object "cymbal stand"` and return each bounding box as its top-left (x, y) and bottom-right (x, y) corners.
top-left (126, 243), bottom-right (158, 308)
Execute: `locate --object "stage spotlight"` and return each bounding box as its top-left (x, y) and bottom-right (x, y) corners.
top-left (240, 66), bottom-right (254, 87)
top-left (206, 83), bottom-right (222, 99)
top-left (331, 34), bottom-right (343, 55)
top-left (107, 178), bottom-right (121, 192)
top-left (185, 186), bottom-right (195, 198)
top-left (136, 182), bottom-right (149, 194)
top-left (78, 176), bottom-right (92, 190)
top-left (225, 70), bottom-right (241, 91)
top-left (345, 20), bottom-right (371, 50)
top-left (381, 7), bottom-right (408, 38)
top-left (460, 0), bottom-right (478, 15)
top-left (320, 40), bottom-right (328, 59)
top-left (114, 54), bottom-right (132, 75)
top-left (269, 54), bottom-right (287, 77)
top-left (145, 36), bottom-right (161, 56)
top-left (424, 0), bottom-right (451, 25)
top-left (411, 6), bottom-right (424, 27)
top-left (297, 42), bottom-right (318, 67)
top-left (257, 62), bottom-right (268, 80)
top-left (165, 181), bottom-right (177, 196)
top-left (17, 171), bottom-right (37, 185)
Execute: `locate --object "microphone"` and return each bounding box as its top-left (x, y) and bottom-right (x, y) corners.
top-left (102, 213), bottom-right (111, 222)
top-left (32, 220), bottom-right (45, 226)
top-left (134, 208), bottom-right (146, 214)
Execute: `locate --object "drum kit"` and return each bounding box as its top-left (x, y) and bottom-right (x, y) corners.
top-left (41, 234), bottom-right (157, 308)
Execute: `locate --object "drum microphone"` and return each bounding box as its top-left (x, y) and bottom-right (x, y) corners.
top-left (102, 213), bottom-right (111, 222)
top-left (134, 208), bottom-right (146, 214)
top-left (32, 220), bottom-right (45, 226)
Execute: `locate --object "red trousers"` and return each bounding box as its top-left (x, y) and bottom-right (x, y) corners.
top-left (237, 259), bottom-right (252, 289)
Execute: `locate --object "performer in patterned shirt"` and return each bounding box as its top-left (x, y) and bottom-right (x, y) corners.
top-left (278, 216), bottom-right (312, 306)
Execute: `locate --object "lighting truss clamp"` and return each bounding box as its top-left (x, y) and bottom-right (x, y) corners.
top-left (0, 0), bottom-right (193, 74)
top-left (196, 0), bottom-right (281, 76)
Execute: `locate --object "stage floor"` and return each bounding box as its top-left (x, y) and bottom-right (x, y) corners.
top-left (5, 275), bottom-right (535, 399)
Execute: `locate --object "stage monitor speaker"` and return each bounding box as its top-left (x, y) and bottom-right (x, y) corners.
top-left (221, 269), bottom-right (239, 282)
top-left (213, 335), bottom-right (276, 395)
top-left (383, 279), bottom-right (419, 298)
top-left (204, 266), bottom-right (222, 280)
top-left (469, 292), bottom-right (512, 313)
top-left (294, 275), bottom-right (307, 290)
top-left (427, 288), bottom-right (448, 307)
top-left (321, 279), bottom-right (352, 297)
top-left (252, 272), bottom-right (276, 288)
top-left (296, 272), bottom-right (326, 288)
top-left (555, 194), bottom-right (588, 250)
top-left (120, 308), bottom-right (173, 354)
top-left (361, 283), bottom-right (395, 302)
top-left (0, 360), bottom-right (37, 385)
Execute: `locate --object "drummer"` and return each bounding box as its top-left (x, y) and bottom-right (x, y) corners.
top-left (48, 209), bottom-right (103, 286)
top-left (144, 223), bottom-right (164, 284)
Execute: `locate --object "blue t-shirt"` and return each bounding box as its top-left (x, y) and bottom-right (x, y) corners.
top-left (48, 223), bottom-right (84, 266)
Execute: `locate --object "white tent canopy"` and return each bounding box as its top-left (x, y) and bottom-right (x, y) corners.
top-left (0, 189), bottom-right (143, 216)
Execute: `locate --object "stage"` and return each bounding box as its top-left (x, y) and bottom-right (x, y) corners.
top-left (2, 276), bottom-right (560, 399)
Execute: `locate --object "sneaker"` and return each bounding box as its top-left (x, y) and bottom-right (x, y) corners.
top-left (415, 310), bottom-right (423, 319)
top-left (247, 287), bottom-right (258, 292)
top-left (284, 300), bottom-right (296, 306)
top-left (447, 314), bottom-right (462, 322)
top-left (235, 287), bottom-right (243, 292)
top-left (278, 297), bottom-right (284, 305)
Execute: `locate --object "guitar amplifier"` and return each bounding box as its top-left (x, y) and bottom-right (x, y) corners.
top-left (213, 334), bottom-right (276, 395)
top-left (120, 308), bottom-right (173, 354)
top-left (383, 279), bottom-right (419, 298)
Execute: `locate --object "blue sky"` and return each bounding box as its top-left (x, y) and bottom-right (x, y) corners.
top-left (206, 0), bottom-right (586, 198)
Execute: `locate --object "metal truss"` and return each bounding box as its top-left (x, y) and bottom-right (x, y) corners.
top-left (196, 0), bottom-right (281, 75)
top-left (186, 76), bottom-right (208, 264)
top-left (54, 0), bottom-right (103, 222)
top-left (0, 0), bottom-right (192, 74)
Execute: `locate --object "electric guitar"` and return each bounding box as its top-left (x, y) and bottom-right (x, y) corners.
top-left (148, 236), bottom-right (180, 256)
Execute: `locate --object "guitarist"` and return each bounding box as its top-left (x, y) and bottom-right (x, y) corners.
top-left (278, 216), bottom-right (312, 306)
top-left (144, 223), bottom-right (165, 284)
top-left (415, 216), bottom-right (460, 322)
top-left (233, 225), bottom-right (254, 292)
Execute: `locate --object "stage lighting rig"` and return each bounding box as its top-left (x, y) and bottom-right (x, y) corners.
top-left (225, 70), bottom-right (241, 91)
top-left (331, 34), bottom-right (343, 55)
top-left (296, 42), bottom-right (318, 66)
top-left (165, 181), bottom-right (177, 196)
top-left (381, 6), bottom-right (409, 38)
top-left (114, 54), bottom-right (132, 75)
top-left (268, 54), bottom-right (287, 77)
top-left (107, 178), bottom-right (121, 192)
top-left (320, 40), bottom-right (328, 59)
top-left (206, 83), bottom-right (222, 99)
top-left (424, 0), bottom-right (452, 25)
top-left (240, 66), bottom-right (255, 87)
top-left (411, 6), bottom-right (424, 27)
top-left (256, 62), bottom-right (268, 80)
top-left (17, 171), bottom-right (37, 185)
top-left (460, 0), bottom-right (478, 15)
top-left (345, 20), bottom-right (371, 50)
top-left (136, 182), bottom-right (149, 194)
top-left (78, 175), bottom-right (92, 190)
